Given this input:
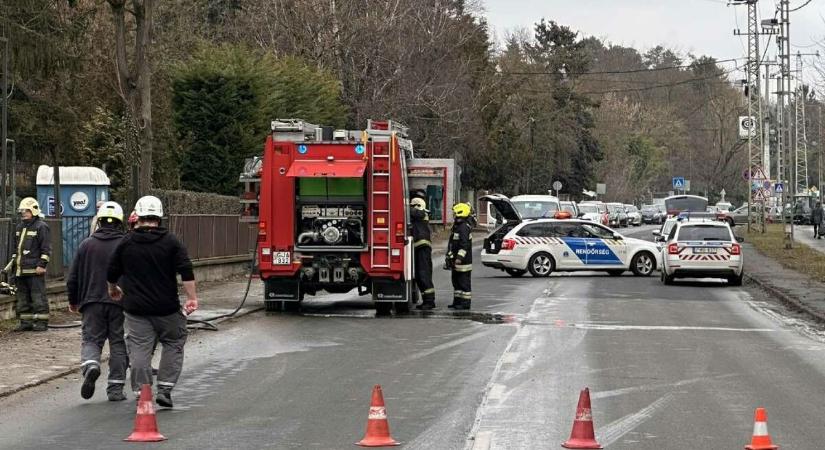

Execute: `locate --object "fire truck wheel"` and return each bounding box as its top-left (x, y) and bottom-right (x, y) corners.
top-left (395, 301), bottom-right (411, 314)
top-left (376, 303), bottom-right (393, 315)
top-left (264, 300), bottom-right (279, 312)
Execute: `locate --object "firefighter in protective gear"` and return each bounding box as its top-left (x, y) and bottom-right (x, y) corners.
top-left (410, 197), bottom-right (436, 310)
top-left (68, 201), bottom-right (128, 401)
top-left (5, 198), bottom-right (52, 331)
top-left (447, 202), bottom-right (473, 310)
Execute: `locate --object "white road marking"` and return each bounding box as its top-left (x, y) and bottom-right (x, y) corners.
top-left (464, 298), bottom-right (545, 450)
top-left (471, 431), bottom-right (493, 450)
top-left (591, 373), bottom-right (738, 400)
top-left (570, 323), bottom-right (774, 332)
top-left (394, 327), bottom-right (497, 365)
top-left (501, 352), bottom-right (519, 364)
top-left (488, 384), bottom-right (506, 401)
top-left (596, 393), bottom-right (676, 447)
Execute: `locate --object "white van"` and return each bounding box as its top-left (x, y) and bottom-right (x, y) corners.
top-left (484, 194), bottom-right (562, 228)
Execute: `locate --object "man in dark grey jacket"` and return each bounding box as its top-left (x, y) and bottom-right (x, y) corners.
top-left (107, 196), bottom-right (198, 408)
top-left (67, 201), bottom-right (128, 401)
top-left (812, 202), bottom-right (824, 239)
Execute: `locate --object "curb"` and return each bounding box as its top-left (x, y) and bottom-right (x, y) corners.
top-left (745, 273), bottom-right (825, 323)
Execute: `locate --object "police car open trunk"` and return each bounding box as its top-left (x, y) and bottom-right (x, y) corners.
top-left (481, 194), bottom-right (521, 254)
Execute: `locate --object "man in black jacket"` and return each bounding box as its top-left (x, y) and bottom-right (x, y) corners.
top-left (410, 197), bottom-right (436, 310)
top-left (107, 196), bottom-right (198, 408)
top-left (5, 198), bottom-right (51, 332)
top-left (68, 201), bottom-right (128, 401)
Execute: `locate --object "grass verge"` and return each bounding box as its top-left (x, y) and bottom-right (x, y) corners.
top-left (745, 224), bottom-right (825, 283)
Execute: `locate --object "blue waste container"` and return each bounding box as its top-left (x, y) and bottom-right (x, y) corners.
top-left (35, 165), bottom-right (110, 267)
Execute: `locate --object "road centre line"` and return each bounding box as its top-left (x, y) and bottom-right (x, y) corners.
top-left (464, 296), bottom-right (548, 450)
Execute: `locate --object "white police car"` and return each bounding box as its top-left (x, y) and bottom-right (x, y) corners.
top-left (660, 219), bottom-right (744, 286)
top-left (481, 195), bottom-right (661, 277)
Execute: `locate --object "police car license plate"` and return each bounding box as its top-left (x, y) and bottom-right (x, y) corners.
top-left (692, 247), bottom-right (716, 254)
top-left (274, 252), bottom-right (291, 265)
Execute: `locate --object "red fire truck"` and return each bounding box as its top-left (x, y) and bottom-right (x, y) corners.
top-left (240, 119), bottom-right (418, 314)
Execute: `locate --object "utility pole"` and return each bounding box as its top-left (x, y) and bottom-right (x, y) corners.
top-left (1, 35), bottom-right (7, 218)
top-left (777, 0), bottom-right (795, 247)
top-left (734, 0), bottom-right (765, 232)
top-left (794, 52), bottom-right (810, 197)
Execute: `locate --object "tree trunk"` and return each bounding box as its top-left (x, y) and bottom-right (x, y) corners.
top-left (109, 0), bottom-right (154, 195)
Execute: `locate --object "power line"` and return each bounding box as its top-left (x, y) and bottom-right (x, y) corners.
top-left (789, 0), bottom-right (813, 12)
top-left (495, 57), bottom-right (744, 77)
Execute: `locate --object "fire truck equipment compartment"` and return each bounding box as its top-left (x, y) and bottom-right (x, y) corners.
top-left (286, 160), bottom-right (367, 178)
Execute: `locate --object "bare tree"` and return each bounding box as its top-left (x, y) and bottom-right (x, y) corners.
top-left (107, 0), bottom-right (154, 194)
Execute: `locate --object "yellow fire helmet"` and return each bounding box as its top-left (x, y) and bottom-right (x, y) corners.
top-left (18, 197), bottom-right (41, 216)
top-left (97, 201), bottom-right (124, 223)
top-left (410, 197), bottom-right (427, 211)
top-left (452, 202), bottom-right (472, 218)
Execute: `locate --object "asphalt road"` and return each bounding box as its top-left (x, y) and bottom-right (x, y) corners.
top-left (3, 224), bottom-right (825, 449)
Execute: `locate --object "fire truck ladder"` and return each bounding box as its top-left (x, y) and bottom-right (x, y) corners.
top-left (369, 139), bottom-right (392, 269)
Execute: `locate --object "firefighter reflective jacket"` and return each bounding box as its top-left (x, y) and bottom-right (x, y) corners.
top-left (447, 218), bottom-right (472, 272)
top-left (9, 216), bottom-right (51, 276)
top-left (410, 207), bottom-right (432, 248)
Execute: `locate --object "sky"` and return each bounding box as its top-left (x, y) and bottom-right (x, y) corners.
top-left (482, 0), bottom-right (825, 82)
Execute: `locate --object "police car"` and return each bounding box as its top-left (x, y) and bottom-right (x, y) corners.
top-left (481, 195), bottom-right (661, 277)
top-left (660, 219), bottom-right (744, 286)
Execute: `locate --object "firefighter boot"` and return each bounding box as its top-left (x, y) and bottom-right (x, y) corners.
top-left (453, 300), bottom-right (471, 310)
top-left (32, 321), bottom-right (48, 332)
top-left (417, 301), bottom-right (436, 310)
top-left (81, 364), bottom-right (101, 400)
top-left (13, 321), bottom-right (33, 332)
top-left (156, 389), bottom-right (173, 408)
top-left (107, 385), bottom-right (126, 402)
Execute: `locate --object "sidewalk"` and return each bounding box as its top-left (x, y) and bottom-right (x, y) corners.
top-left (743, 229), bottom-right (825, 321)
top-left (791, 225), bottom-right (825, 256)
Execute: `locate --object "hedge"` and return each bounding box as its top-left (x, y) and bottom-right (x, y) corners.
top-left (148, 189), bottom-right (239, 215)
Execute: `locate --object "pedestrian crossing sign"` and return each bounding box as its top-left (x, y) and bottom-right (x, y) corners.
top-left (774, 183), bottom-right (784, 194)
top-left (672, 177), bottom-right (685, 189)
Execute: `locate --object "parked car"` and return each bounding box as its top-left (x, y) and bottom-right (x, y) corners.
top-left (784, 202), bottom-right (812, 225)
top-left (607, 202), bottom-right (629, 228)
top-left (624, 204), bottom-right (642, 226)
top-left (641, 204), bottom-right (664, 224)
top-left (578, 202), bottom-right (609, 226)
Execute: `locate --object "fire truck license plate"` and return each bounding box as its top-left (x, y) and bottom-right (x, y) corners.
top-left (274, 252), bottom-right (291, 265)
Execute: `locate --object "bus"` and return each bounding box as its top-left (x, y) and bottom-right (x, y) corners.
top-left (663, 194), bottom-right (709, 217)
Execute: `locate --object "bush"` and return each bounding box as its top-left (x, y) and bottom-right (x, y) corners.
top-left (148, 189), bottom-right (239, 215)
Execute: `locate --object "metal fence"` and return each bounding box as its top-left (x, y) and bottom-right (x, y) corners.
top-left (165, 215), bottom-right (256, 260)
top-left (0, 215), bottom-right (255, 279)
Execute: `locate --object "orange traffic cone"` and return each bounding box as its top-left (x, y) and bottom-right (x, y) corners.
top-left (124, 384), bottom-right (167, 442)
top-left (356, 385), bottom-right (400, 447)
top-left (745, 407), bottom-right (778, 450)
top-left (562, 388), bottom-right (603, 449)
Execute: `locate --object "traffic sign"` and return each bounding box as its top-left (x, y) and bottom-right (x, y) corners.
top-left (774, 183), bottom-right (784, 193)
top-left (751, 166), bottom-right (768, 181)
top-left (753, 188), bottom-right (771, 201)
top-left (552, 181), bottom-right (562, 191)
top-left (672, 177), bottom-right (685, 189)
top-left (739, 116), bottom-right (756, 139)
